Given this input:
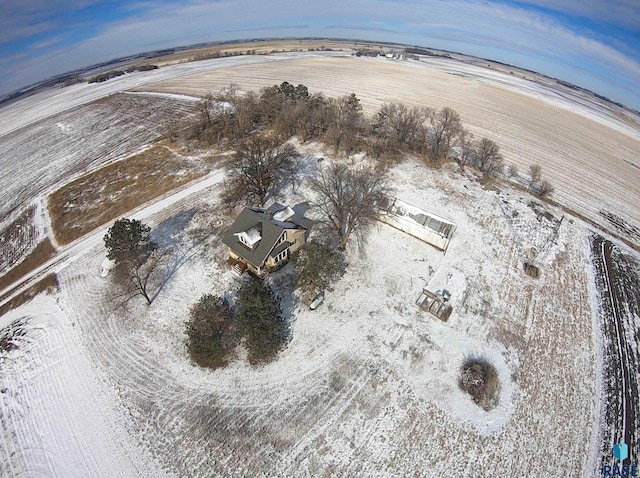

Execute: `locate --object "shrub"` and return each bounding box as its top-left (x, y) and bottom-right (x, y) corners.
top-left (523, 262), bottom-right (540, 278)
top-left (459, 358), bottom-right (500, 410)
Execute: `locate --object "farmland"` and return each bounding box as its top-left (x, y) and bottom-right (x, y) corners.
top-left (0, 206), bottom-right (40, 274)
top-left (137, 54), bottom-right (640, 240)
top-left (0, 42), bottom-right (639, 476)
top-left (0, 93), bottom-right (195, 223)
top-left (48, 144), bottom-right (209, 245)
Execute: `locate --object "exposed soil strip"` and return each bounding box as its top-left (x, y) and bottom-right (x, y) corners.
top-left (0, 274), bottom-right (59, 318)
top-left (591, 235), bottom-right (640, 467)
top-left (0, 239), bottom-right (56, 293)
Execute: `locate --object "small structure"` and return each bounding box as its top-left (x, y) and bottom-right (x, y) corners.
top-left (378, 196), bottom-right (456, 252)
top-left (416, 288), bottom-right (453, 322)
top-left (222, 203), bottom-right (307, 277)
top-left (309, 291), bottom-right (325, 310)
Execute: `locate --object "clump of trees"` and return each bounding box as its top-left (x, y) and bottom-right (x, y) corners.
top-left (527, 163), bottom-right (554, 198)
top-left (185, 277), bottom-right (290, 367)
top-left (459, 358), bottom-right (500, 411)
top-left (472, 137), bottom-right (504, 176)
top-left (104, 218), bottom-right (165, 305)
top-left (175, 80), bottom-right (550, 196)
top-left (291, 239), bottom-right (346, 299)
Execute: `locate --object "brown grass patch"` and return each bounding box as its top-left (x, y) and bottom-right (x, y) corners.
top-left (0, 239), bottom-right (56, 293)
top-left (49, 145), bottom-right (207, 245)
top-left (0, 273), bottom-right (59, 318)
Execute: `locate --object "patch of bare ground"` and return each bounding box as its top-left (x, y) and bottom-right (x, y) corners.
top-left (48, 145), bottom-right (208, 245)
top-left (0, 205), bottom-right (39, 274)
top-left (0, 273), bottom-right (59, 318)
top-left (0, 239), bottom-right (56, 293)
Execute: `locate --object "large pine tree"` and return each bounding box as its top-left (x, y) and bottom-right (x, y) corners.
top-left (236, 278), bottom-right (289, 364)
top-left (186, 294), bottom-right (237, 368)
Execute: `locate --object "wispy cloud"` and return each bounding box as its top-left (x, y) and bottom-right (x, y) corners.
top-left (32, 34), bottom-right (67, 50)
top-left (511, 0), bottom-right (640, 31)
top-left (326, 22), bottom-right (399, 33)
top-left (1, 0), bottom-right (639, 109)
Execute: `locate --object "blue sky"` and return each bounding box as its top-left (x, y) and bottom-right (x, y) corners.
top-left (2, 0), bottom-right (639, 110)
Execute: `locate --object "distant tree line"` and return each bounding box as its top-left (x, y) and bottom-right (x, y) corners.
top-left (88, 64), bottom-right (157, 83)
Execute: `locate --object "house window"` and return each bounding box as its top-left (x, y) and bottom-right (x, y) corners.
top-left (275, 232), bottom-right (286, 247)
top-left (274, 250), bottom-right (287, 263)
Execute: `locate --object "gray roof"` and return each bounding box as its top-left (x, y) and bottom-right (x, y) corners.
top-left (222, 207), bottom-right (306, 268)
top-left (269, 241), bottom-right (292, 258)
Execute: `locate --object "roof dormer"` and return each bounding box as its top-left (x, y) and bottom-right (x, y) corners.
top-left (235, 225), bottom-right (261, 249)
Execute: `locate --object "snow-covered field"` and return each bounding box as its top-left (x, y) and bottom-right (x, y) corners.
top-left (136, 54), bottom-right (640, 238)
top-left (1, 47), bottom-right (639, 476)
top-left (0, 93), bottom-right (197, 226)
top-left (2, 155), bottom-right (599, 476)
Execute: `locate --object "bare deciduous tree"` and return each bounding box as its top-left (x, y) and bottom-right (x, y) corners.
top-left (374, 103), bottom-right (431, 146)
top-left (528, 164), bottom-right (542, 190)
top-left (536, 180), bottom-right (555, 198)
top-left (428, 107), bottom-right (462, 161)
top-left (294, 93), bottom-right (327, 142)
top-left (197, 92), bottom-right (215, 129)
top-left (222, 135), bottom-right (302, 206)
top-left (112, 249), bottom-right (168, 305)
top-left (456, 129), bottom-right (475, 167)
top-left (322, 94), bottom-right (364, 154)
top-left (309, 163), bottom-right (393, 250)
top-left (507, 164), bottom-right (519, 179)
top-left (474, 138), bottom-right (504, 176)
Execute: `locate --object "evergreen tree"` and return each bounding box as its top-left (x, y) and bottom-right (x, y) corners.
top-left (104, 218), bottom-right (156, 265)
top-left (104, 218), bottom-right (161, 305)
top-left (236, 278), bottom-right (289, 364)
top-left (186, 294), bottom-right (237, 367)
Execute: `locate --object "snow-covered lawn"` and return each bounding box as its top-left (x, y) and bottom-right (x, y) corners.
top-left (1, 156), bottom-right (600, 475)
top-left (2, 47), bottom-right (639, 476)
